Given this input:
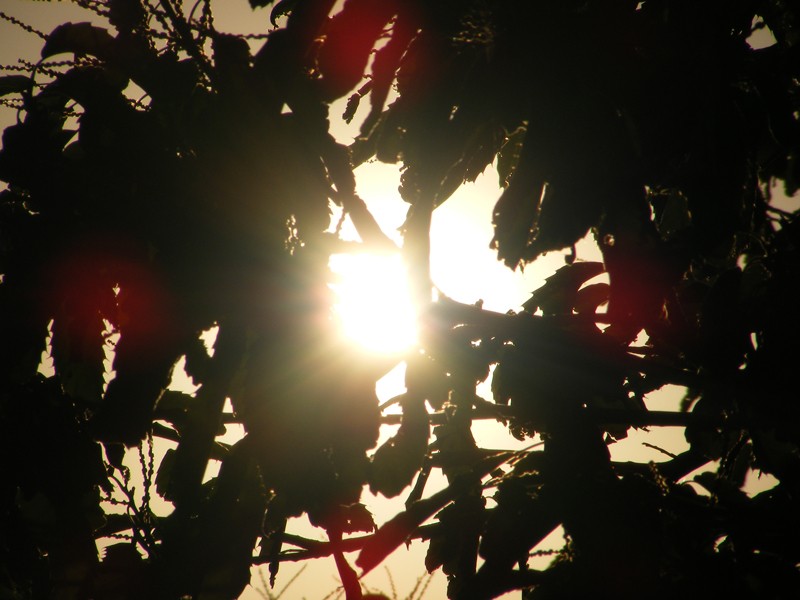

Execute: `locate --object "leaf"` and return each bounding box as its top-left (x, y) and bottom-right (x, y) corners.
top-left (96, 349), bottom-right (178, 444)
top-left (101, 542), bottom-right (143, 566)
top-left (155, 447), bottom-right (177, 500)
top-left (479, 479), bottom-right (559, 571)
top-left (97, 541), bottom-right (147, 600)
top-left (490, 127), bottom-right (545, 269)
top-left (424, 495), bottom-right (485, 576)
top-left (42, 22), bottom-right (115, 60)
top-left (357, 483), bottom-right (461, 576)
top-left (405, 353), bottom-right (450, 411)
top-left (496, 126), bottom-right (526, 189)
top-left (323, 138), bottom-right (396, 250)
top-left (374, 111), bottom-right (404, 164)
top-left (522, 262), bottom-right (605, 315)
top-left (0, 75), bottom-right (30, 97)
top-left (692, 471), bottom-right (748, 505)
top-left (104, 442), bottom-right (126, 470)
top-left (316, 0), bottom-right (397, 100)
top-left (363, 9), bottom-right (417, 133)
top-left (152, 390), bottom-right (194, 430)
top-left (358, 452), bottom-right (514, 575)
top-left (435, 122), bottom-right (504, 205)
top-left (369, 395), bottom-right (429, 498)
top-left (183, 335), bottom-right (212, 385)
top-left (573, 282), bottom-right (611, 314)
top-left (0, 119), bottom-right (72, 191)
top-left (49, 261), bottom-right (110, 406)
top-left (268, 0), bottom-right (297, 25)
top-left (340, 503), bottom-right (377, 535)
top-left (91, 259), bottom-right (187, 444)
top-left (653, 189), bottom-right (692, 241)
top-left (752, 428), bottom-right (800, 484)
top-left (525, 182), bottom-right (602, 260)
top-left (212, 34), bottom-right (251, 81)
top-left (342, 88), bottom-right (364, 124)
top-left (698, 267), bottom-right (747, 372)
top-left (323, 139), bottom-right (357, 197)
top-left (107, 0), bottom-right (147, 32)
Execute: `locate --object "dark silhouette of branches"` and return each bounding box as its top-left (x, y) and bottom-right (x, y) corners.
top-left (1, 1), bottom-right (800, 599)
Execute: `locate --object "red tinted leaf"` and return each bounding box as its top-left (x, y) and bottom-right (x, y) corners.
top-left (316, 0), bottom-right (397, 100)
top-left (362, 8), bottom-right (418, 134)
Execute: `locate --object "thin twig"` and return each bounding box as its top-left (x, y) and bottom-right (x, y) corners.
top-left (0, 11), bottom-right (47, 39)
top-left (157, 0), bottom-right (214, 81)
top-left (641, 442), bottom-right (678, 459)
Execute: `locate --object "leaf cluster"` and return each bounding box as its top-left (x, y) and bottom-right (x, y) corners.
top-left (1, 1), bottom-right (800, 599)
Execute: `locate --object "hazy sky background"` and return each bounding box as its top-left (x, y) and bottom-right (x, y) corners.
top-left (0, 2), bottom-right (785, 598)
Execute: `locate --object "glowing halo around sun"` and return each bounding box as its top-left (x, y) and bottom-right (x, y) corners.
top-left (329, 253), bottom-right (418, 354)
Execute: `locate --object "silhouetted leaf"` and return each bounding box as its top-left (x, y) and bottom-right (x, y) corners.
top-left (526, 182), bottom-right (603, 260)
top-left (107, 0), bottom-right (147, 33)
top-left (522, 262), bottom-right (604, 315)
top-left (436, 122), bottom-right (504, 204)
top-left (490, 128), bottom-right (545, 269)
top-left (496, 126), bottom-right (526, 189)
top-left (155, 448), bottom-right (177, 501)
top-left (268, 0), bottom-right (296, 25)
top-left (358, 452), bottom-right (514, 575)
top-left (94, 542), bottom-right (147, 599)
top-left (479, 477), bottom-right (559, 571)
top-left (652, 189), bottom-right (692, 241)
top-left (340, 503), bottom-right (377, 535)
top-left (42, 22), bottom-right (115, 60)
top-left (212, 34), bottom-right (251, 83)
top-left (0, 75), bottom-right (30, 97)
top-left (574, 282), bottom-right (611, 314)
top-left (369, 395), bottom-right (429, 498)
top-left (362, 8), bottom-right (417, 134)
top-left (316, 0), bottom-right (396, 100)
top-left (424, 494), bottom-right (485, 578)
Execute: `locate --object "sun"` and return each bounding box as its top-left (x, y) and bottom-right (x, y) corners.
top-left (329, 253), bottom-right (418, 354)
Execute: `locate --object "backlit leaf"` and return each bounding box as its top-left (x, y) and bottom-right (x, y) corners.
top-left (522, 262), bottom-right (605, 315)
top-left (496, 126), bottom-right (526, 189)
top-left (369, 395), bottom-right (429, 498)
top-left (42, 22), bottom-right (115, 60)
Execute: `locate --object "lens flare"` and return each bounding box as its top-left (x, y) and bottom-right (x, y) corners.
top-left (329, 253), bottom-right (417, 354)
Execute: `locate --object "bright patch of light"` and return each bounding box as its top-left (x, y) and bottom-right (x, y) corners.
top-left (329, 253), bottom-right (418, 354)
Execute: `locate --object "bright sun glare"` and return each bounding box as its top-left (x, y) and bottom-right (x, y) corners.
top-left (329, 253), bottom-right (418, 354)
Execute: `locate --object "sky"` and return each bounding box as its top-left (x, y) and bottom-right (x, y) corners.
top-left (0, 2), bottom-right (785, 599)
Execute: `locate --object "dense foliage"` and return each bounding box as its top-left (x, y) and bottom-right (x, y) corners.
top-left (1, 0), bottom-right (799, 598)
